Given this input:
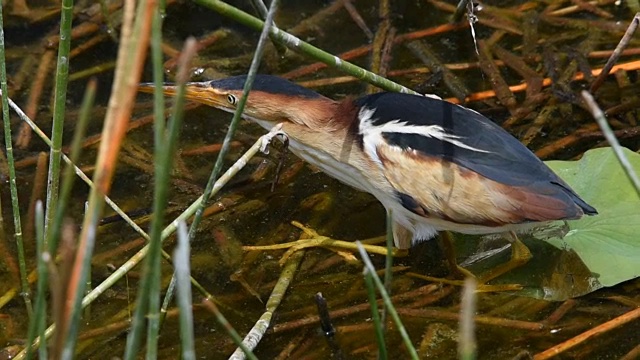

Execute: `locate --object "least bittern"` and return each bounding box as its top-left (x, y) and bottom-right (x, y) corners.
top-left (139, 75), bottom-right (597, 281)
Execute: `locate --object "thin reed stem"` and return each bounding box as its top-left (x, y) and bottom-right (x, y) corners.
top-left (174, 222), bottom-right (195, 360)
top-left (143, 37), bottom-right (196, 359)
top-left (63, 0), bottom-right (155, 357)
top-left (201, 299), bottom-right (259, 360)
top-left (24, 201), bottom-right (48, 360)
top-left (364, 271), bottom-right (387, 360)
top-left (45, 0), bottom-right (74, 248)
top-left (0, 0), bottom-right (31, 318)
top-left (193, 0), bottom-right (418, 94)
top-left (229, 247), bottom-right (304, 359)
top-left (581, 91), bottom-right (640, 196)
top-left (186, 0), bottom-right (280, 242)
top-left (458, 278), bottom-right (477, 360)
top-left (356, 241), bottom-right (419, 360)
top-left (381, 211), bottom-right (394, 329)
top-left (49, 78), bottom-right (97, 253)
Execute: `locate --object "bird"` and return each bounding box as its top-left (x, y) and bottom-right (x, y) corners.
top-left (139, 74), bottom-right (597, 281)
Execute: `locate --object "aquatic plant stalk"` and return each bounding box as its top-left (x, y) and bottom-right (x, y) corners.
top-left (158, 0), bottom-right (282, 330)
top-left (152, 1), bottom-right (174, 328)
top-left (186, 0), bottom-right (280, 242)
top-left (138, 37), bottom-right (195, 359)
top-left (45, 0), bottom-right (74, 249)
top-left (363, 270), bottom-right (387, 360)
top-left (0, 0), bottom-right (31, 318)
top-left (382, 211), bottom-right (394, 322)
top-left (356, 241), bottom-right (419, 360)
top-left (202, 299), bottom-right (258, 360)
top-left (229, 249), bottom-right (304, 359)
top-left (11, 125), bottom-right (282, 359)
top-left (458, 278), bottom-right (477, 360)
top-left (61, 0), bottom-right (155, 357)
top-left (174, 222), bottom-right (196, 360)
top-left (375, 211), bottom-right (394, 358)
top-left (49, 78), bottom-right (96, 254)
top-left (590, 13), bottom-right (640, 93)
top-left (581, 91), bottom-right (640, 197)
top-left (192, 0), bottom-right (418, 94)
top-left (122, 1), bottom-right (179, 353)
top-left (24, 202), bottom-right (47, 360)
top-left (534, 306), bottom-right (640, 359)
top-left (0, 90), bottom-right (218, 318)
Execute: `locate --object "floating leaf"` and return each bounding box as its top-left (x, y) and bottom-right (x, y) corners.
top-left (545, 147), bottom-right (640, 289)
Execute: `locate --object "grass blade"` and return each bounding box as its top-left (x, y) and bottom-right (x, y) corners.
top-left (581, 90), bottom-right (640, 196)
top-left (143, 38), bottom-right (197, 359)
top-left (62, 0), bottom-right (155, 357)
top-left (174, 221), bottom-right (196, 360)
top-left (24, 201), bottom-right (48, 360)
top-left (193, 0), bottom-right (417, 94)
top-left (363, 270), bottom-right (387, 360)
top-left (458, 278), bottom-right (477, 360)
top-left (0, 0), bottom-right (31, 318)
top-left (356, 241), bottom-right (419, 360)
top-left (186, 0), bottom-right (281, 241)
top-left (45, 0), bottom-right (74, 247)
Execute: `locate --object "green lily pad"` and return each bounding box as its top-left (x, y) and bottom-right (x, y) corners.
top-left (545, 147), bottom-right (640, 288)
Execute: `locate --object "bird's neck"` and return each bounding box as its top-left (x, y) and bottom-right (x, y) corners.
top-left (255, 95), bottom-right (355, 133)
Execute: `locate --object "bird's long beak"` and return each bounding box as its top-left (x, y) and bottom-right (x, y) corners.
top-left (138, 82), bottom-right (230, 109)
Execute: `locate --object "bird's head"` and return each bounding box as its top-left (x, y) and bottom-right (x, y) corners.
top-left (139, 74), bottom-right (342, 131)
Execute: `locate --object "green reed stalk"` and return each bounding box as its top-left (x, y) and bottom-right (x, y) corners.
top-left (49, 78), bottom-right (96, 254)
top-left (202, 299), bottom-right (259, 360)
top-left (174, 222), bottom-right (196, 360)
top-left (142, 36), bottom-right (194, 359)
top-left (192, 0), bottom-right (418, 95)
top-left (61, 0), bottom-right (154, 357)
top-left (140, 3), bottom-right (170, 357)
top-left (124, 2), bottom-right (185, 359)
top-left (458, 278), bottom-right (477, 360)
top-left (13, 129), bottom-right (275, 359)
top-left (24, 201), bottom-right (47, 360)
top-left (230, 248), bottom-right (304, 359)
top-left (384, 213), bottom-right (394, 291)
top-left (154, 0), bottom-right (175, 327)
top-left (581, 91), bottom-right (640, 196)
top-left (0, 84), bottom-right (216, 326)
top-left (356, 241), bottom-right (419, 360)
top-left (364, 271), bottom-right (387, 360)
top-left (186, 0), bottom-right (280, 242)
top-left (45, 0), bottom-right (74, 250)
top-left (381, 210), bottom-right (394, 330)
top-left (0, 0), bottom-right (31, 318)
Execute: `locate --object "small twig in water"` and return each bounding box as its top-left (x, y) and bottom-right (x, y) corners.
top-left (590, 12), bottom-right (640, 93)
top-left (581, 91), bottom-right (640, 197)
top-left (315, 292), bottom-right (343, 359)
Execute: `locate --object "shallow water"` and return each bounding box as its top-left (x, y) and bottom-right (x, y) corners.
top-left (1, 0), bottom-right (640, 359)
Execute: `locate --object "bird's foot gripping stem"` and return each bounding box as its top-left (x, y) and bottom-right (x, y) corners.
top-left (243, 221), bottom-right (408, 265)
top-left (260, 123), bottom-right (288, 154)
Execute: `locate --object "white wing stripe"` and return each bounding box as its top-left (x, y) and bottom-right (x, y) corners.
top-left (358, 106), bottom-right (490, 154)
top-left (358, 107), bottom-right (385, 167)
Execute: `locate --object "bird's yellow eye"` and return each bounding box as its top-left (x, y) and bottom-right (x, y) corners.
top-left (227, 94), bottom-right (237, 105)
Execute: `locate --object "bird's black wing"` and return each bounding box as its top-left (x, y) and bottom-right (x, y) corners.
top-left (354, 92), bottom-right (596, 215)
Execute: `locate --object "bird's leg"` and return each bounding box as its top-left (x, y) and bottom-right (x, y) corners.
top-left (243, 221), bottom-right (408, 265)
top-left (271, 135), bottom-right (289, 192)
top-left (477, 231), bottom-right (532, 284)
top-left (439, 231), bottom-right (477, 279)
top-left (417, 231), bottom-right (523, 292)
